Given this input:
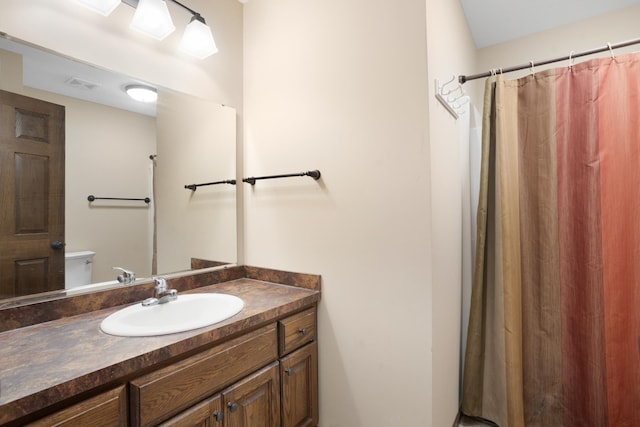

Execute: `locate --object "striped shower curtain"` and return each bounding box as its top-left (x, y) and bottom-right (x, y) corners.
top-left (461, 52), bottom-right (640, 427)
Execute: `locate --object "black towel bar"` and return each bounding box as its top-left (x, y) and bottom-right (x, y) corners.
top-left (184, 179), bottom-right (237, 191)
top-left (242, 170), bottom-right (321, 185)
top-left (88, 195), bottom-right (151, 204)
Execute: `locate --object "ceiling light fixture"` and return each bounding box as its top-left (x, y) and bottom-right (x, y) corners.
top-left (74, 0), bottom-right (218, 59)
top-left (125, 84), bottom-right (158, 103)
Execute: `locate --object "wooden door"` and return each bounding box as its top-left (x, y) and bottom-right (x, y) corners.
top-left (223, 362), bottom-right (281, 427)
top-left (280, 342), bottom-right (318, 427)
top-left (0, 89), bottom-right (65, 298)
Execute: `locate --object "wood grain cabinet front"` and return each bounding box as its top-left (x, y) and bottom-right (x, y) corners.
top-left (278, 308), bottom-right (318, 427)
top-left (158, 394), bottom-right (223, 427)
top-left (222, 362), bottom-right (281, 427)
top-left (280, 342), bottom-right (318, 427)
top-left (25, 386), bottom-right (127, 427)
top-left (278, 308), bottom-right (316, 356)
top-left (130, 324), bottom-right (278, 427)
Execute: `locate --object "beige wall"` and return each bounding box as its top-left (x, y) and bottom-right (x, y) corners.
top-left (0, 49), bottom-right (22, 91)
top-left (242, 0), bottom-right (455, 425)
top-left (156, 91), bottom-right (237, 273)
top-left (57, 95), bottom-right (155, 283)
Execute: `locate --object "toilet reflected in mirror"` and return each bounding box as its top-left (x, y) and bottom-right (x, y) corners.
top-left (64, 251), bottom-right (95, 289)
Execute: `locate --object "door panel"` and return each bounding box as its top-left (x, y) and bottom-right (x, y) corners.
top-left (0, 90), bottom-right (65, 298)
top-left (223, 362), bottom-right (280, 427)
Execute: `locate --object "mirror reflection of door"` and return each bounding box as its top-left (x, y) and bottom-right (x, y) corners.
top-left (0, 89), bottom-right (65, 298)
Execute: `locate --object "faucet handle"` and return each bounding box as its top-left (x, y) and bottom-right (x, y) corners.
top-left (153, 276), bottom-right (167, 292)
top-left (113, 267), bottom-right (135, 284)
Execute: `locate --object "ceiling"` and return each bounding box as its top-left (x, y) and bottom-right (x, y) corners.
top-left (460, 0), bottom-right (640, 48)
top-left (0, 36), bottom-right (156, 117)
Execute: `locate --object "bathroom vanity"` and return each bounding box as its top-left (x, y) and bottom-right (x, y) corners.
top-left (0, 266), bottom-right (320, 427)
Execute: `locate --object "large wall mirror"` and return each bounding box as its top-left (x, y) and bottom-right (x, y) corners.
top-left (0, 34), bottom-right (237, 303)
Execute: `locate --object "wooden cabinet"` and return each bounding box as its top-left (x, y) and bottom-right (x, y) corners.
top-left (130, 324), bottom-right (278, 427)
top-left (25, 386), bottom-right (126, 427)
top-left (222, 362), bottom-right (280, 427)
top-left (278, 308), bottom-right (316, 356)
top-left (159, 395), bottom-right (222, 427)
top-left (24, 306), bottom-right (318, 427)
top-left (280, 342), bottom-right (318, 427)
top-left (278, 308), bottom-right (318, 427)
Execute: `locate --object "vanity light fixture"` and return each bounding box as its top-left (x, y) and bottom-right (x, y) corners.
top-left (179, 14), bottom-right (218, 58)
top-left (73, 0), bottom-right (219, 59)
top-left (130, 0), bottom-right (175, 40)
top-left (125, 84), bottom-right (158, 103)
top-left (75, 0), bottom-right (121, 16)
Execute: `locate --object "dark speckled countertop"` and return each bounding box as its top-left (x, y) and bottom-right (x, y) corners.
top-left (0, 273), bottom-right (320, 425)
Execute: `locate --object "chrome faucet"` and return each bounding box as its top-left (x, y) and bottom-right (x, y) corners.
top-left (142, 277), bottom-right (178, 306)
top-left (113, 267), bottom-right (136, 285)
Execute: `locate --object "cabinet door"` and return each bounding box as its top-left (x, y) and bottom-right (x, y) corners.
top-left (280, 342), bottom-right (318, 427)
top-left (223, 362), bottom-right (280, 427)
top-left (25, 386), bottom-right (126, 427)
top-left (158, 394), bottom-right (223, 427)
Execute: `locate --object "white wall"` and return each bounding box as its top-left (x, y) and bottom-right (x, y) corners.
top-left (426, 1), bottom-right (478, 425)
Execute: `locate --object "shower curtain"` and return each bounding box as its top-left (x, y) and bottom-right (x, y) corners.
top-left (461, 52), bottom-right (640, 427)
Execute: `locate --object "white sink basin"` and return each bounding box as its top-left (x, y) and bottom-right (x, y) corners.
top-left (100, 293), bottom-right (244, 337)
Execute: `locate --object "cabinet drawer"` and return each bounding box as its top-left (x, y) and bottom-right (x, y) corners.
top-left (278, 308), bottom-right (316, 356)
top-left (26, 386), bottom-right (126, 427)
top-left (130, 324), bottom-right (277, 427)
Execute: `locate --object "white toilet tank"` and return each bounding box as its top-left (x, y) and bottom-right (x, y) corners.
top-left (65, 251), bottom-right (96, 289)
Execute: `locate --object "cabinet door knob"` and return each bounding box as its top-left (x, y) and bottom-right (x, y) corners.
top-left (213, 410), bottom-right (223, 421)
top-left (228, 402), bottom-right (238, 412)
top-left (285, 368), bottom-right (293, 376)
top-left (298, 328), bottom-right (307, 335)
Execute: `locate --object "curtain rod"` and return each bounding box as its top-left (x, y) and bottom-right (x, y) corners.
top-left (458, 37), bottom-right (640, 84)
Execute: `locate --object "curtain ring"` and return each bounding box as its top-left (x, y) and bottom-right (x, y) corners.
top-left (499, 67), bottom-right (503, 75)
top-left (607, 42), bottom-right (615, 59)
top-left (568, 51), bottom-right (575, 69)
top-left (529, 61), bottom-right (535, 75)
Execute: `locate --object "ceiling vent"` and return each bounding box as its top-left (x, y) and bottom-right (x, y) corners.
top-left (64, 77), bottom-right (101, 91)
